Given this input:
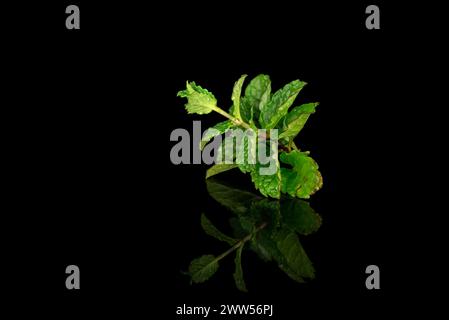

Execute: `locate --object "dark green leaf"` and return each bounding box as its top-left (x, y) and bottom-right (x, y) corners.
top-left (273, 228), bottom-right (315, 282)
top-left (188, 255), bottom-right (219, 284)
top-left (177, 81), bottom-right (217, 115)
top-left (206, 179), bottom-right (262, 215)
top-left (249, 238), bottom-right (273, 262)
top-left (259, 80), bottom-right (306, 129)
top-left (278, 102), bottom-right (319, 140)
top-left (281, 199), bottom-right (322, 235)
top-left (229, 217), bottom-right (248, 239)
top-left (249, 199), bottom-right (281, 232)
top-left (250, 229), bottom-right (277, 262)
top-left (233, 245), bottom-right (247, 292)
top-left (280, 150), bottom-right (323, 199)
top-left (201, 214), bottom-right (237, 245)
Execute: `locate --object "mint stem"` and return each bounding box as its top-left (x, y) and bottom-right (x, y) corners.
top-left (292, 142), bottom-right (300, 151)
top-left (212, 222), bottom-right (267, 263)
top-left (211, 106), bottom-right (252, 130)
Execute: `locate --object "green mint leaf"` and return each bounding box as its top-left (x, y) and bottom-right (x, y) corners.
top-left (250, 162), bottom-right (281, 199)
top-left (216, 131), bottom-right (256, 166)
top-left (177, 81), bottom-right (217, 115)
top-left (241, 74), bottom-right (271, 125)
top-left (206, 163), bottom-right (238, 179)
top-left (236, 135), bottom-right (256, 173)
top-left (188, 255), bottom-right (219, 284)
top-left (280, 150), bottom-right (323, 199)
top-left (249, 141), bottom-right (281, 199)
top-left (281, 199), bottom-right (322, 235)
top-left (201, 213), bottom-right (237, 245)
top-left (231, 74), bottom-right (247, 120)
top-left (278, 102), bottom-right (319, 140)
top-left (240, 99), bottom-right (253, 126)
top-left (200, 120), bottom-right (234, 150)
top-left (259, 80), bottom-right (306, 129)
top-left (215, 135), bottom-right (236, 164)
top-left (233, 245), bottom-right (248, 292)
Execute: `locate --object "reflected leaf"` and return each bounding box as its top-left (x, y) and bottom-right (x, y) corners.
top-left (188, 255), bottom-right (219, 284)
top-left (281, 199), bottom-right (321, 235)
top-left (186, 179), bottom-right (322, 291)
top-left (201, 213), bottom-right (237, 246)
top-left (271, 228), bottom-right (315, 282)
top-left (233, 245), bottom-right (247, 292)
top-left (206, 179), bottom-right (262, 214)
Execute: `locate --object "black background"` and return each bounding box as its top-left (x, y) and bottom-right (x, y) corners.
top-left (3, 1), bottom-right (432, 318)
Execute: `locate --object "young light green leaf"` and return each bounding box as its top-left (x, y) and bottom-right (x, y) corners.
top-left (200, 120), bottom-right (234, 150)
top-left (241, 74), bottom-right (271, 124)
top-left (206, 163), bottom-right (238, 179)
top-left (177, 81), bottom-right (218, 115)
top-left (280, 150), bottom-right (323, 199)
top-left (201, 213), bottom-right (237, 245)
top-left (231, 74), bottom-right (247, 120)
top-left (188, 255), bottom-right (219, 284)
top-left (278, 103), bottom-right (319, 140)
top-left (259, 80), bottom-right (306, 129)
top-left (233, 245), bottom-right (247, 292)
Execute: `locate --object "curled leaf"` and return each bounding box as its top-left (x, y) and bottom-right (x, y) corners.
top-left (177, 81), bottom-right (217, 115)
top-left (280, 150), bottom-right (323, 199)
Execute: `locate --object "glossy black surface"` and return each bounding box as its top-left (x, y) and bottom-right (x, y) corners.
top-left (3, 1), bottom-right (423, 318)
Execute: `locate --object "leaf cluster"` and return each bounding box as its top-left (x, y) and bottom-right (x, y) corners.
top-left (178, 74), bottom-right (322, 199)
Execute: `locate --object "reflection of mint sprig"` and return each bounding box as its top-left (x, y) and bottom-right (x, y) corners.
top-left (177, 74), bottom-right (323, 199)
top-left (184, 180), bottom-right (322, 292)
top-left (186, 214), bottom-right (267, 292)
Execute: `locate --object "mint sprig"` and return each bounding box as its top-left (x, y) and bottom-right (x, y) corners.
top-left (177, 74), bottom-right (323, 199)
